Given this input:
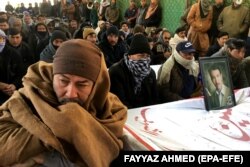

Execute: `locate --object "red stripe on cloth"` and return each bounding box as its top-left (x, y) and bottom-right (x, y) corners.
top-left (124, 125), bottom-right (156, 151)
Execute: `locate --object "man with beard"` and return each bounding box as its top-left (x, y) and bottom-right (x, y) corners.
top-left (0, 39), bottom-right (127, 166)
top-left (212, 38), bottom-right (249, 89)
top-left (151, 29), bottom-right (172, 65)
top-left (98, 26), bottom-right (128, 67)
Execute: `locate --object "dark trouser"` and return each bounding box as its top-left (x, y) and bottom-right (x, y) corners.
top-left (36, 151), bottom-right (76, 167)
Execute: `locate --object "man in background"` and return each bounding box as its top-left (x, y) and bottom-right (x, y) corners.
top-left (0, 29), bottom-right (24, 105)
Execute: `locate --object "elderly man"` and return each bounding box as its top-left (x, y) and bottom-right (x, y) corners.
top-left (0, 39), bottom-right (127, 166)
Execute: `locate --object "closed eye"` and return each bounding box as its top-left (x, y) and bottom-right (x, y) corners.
top-left (60, 79), bottom-right (69, 86)
top-left (76, 82), bottom-right (91, 88)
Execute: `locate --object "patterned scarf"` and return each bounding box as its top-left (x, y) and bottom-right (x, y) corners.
top-left (124, 55), bottom-right (151, 94)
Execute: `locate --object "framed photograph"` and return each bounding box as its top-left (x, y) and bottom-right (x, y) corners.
top-left (199, 56), bottom-right (236, 111)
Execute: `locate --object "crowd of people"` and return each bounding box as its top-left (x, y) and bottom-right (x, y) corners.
top-left (0, 0), bottom-right (250, 166)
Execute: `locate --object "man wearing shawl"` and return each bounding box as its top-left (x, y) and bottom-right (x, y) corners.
top-left (0, 39), bottom-right (127, 166)
top-left (187, 0), bottom-right (212, 58)
top-left (157, 41), bottom-right (200, 103)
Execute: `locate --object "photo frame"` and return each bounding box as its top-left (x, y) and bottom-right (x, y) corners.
top-left (199, 56), bottom-right (236, 111)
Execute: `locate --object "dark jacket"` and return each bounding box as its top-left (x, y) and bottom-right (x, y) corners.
top-left (124, 7), bottom-right (138, 28)
top-left (143, 6), bottom-right (162, 27)
top-left (109, 59), bottom-right (158, 109)
top-left (151, 42), bottom-right (171, 65)
top-left (90, 8), bottom-right (99, 28)
top-left (40, 42), bottom-right (56, 63)
top-left (98, 33), bottom-right (128, 68)
top-left (28, 32), bottom-right (49, 62)
top-left (212, 48), bottom-right (249, 89)
top-left (0, 45), bottom-right (24, 104)
top-left (8, 41), bottom-right (34, 71)
top-left (36, 35), bottom-right (50, 58)
top-left (157, 61), bottom-right (197, 103)
top-left (242, 56), bottom-right (250, 85)
top-left (208, 3), bottom-right (225, 44)
top-left (206, 42), bottom-right (221, 57)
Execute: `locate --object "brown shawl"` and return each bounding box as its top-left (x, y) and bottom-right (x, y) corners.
top-left (0, 57), bottom-right (127, 166)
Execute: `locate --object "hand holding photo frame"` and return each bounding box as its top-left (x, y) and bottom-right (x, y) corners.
top-left (199, 56), bottom-right (236, 111)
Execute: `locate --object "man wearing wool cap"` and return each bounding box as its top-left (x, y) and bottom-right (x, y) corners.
top-left (0, 39), bottom-right (127, 166)
top-left (109, 34), bottom-right (158, 108)
top-left (82, 27), bottom-right (97, 44)
top-left (40, 30), bottom-right (68, 63)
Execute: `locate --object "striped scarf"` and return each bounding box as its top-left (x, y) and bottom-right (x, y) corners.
top-left (124, 55), bottom-right (151, 94)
